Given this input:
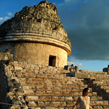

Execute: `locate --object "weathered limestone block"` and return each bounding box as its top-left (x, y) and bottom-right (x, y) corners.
top-left (75, 72), bottom-right (90, 79)
top-left (25, 96), bottom-right (38, 101)
top-left (64, 97), bottom-right (73, 101)
top-left (39, 96), bottom-right (51, 101)
top-left (51, 102), bottom-right (61, 107)
top-left (27, 101), bottom-right (37, 107)
top-left (24, 90), bottom-right (34, 95)
top-left (52, 96), bottom-right (58, 101)
top-left (37, 101), bottom-right (45, 107)
top-left (10, 105), bottom-right (21, 109)
top-left (0, 52), bottom-right (13, 61)
top-left (14, 66), bottom-right (23, 71)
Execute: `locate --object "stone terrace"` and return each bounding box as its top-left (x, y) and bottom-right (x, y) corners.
top-left (0, 61), bottom-right (109, 109)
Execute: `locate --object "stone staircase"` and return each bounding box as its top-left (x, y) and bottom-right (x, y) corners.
top-left (1, 61), bottom-right (109, 109)
top-left (79, 70), bottom-right (109, 102)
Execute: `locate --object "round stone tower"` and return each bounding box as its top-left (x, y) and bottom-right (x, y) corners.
top-left (0, 1), bottom-right (71, 67)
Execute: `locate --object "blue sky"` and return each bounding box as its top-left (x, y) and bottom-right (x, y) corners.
top-left (0, 0), bottom-right (109, 71)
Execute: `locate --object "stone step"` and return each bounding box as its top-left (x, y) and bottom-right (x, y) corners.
top-left (21, 82), bottom-right (86, 89)
top-left (93, 80), bottom-right (109, 83)
top-left (16, 74), bottom-right (68, 79)
top-left (23, 90), bottom-right (97, 96)
top-left (90, 100), bottom-right (109, 106)
top-left (20, 81), bottom-right (83, 86)
top-left (22, 86), bottom-right (87, 92)
top-left (25, 106), bottom-right (109, 109)
top-left (18, 76), bottom-right (76, 80)
top-left (19, 77), bottom-right (83, 83)
top-left (22, 86), bottom-right (86, 91)
top-left (26, 100), bottom-right (109, 107)
top-left (27, 101), bottom-right (74, 107)
top-left (24, 90), bottom-right (82, 96)
top-left (16, 69), bottom-right (68, 74)
top-left (93, 106), bottom-right (109, 109)
top-left (25, 95), bottom-right (102, 102)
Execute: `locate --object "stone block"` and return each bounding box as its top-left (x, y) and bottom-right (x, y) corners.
top-left (28, 101), bottom-right (37, 107)
top-left (14, 66), bottom-right (23, 71)
top-left (10, 105), bottom-right (21, 109)
top-left (66, 102), bottom-right (74, 107)
top-left (39, 96), bottom-right (51, 101)
top-left (75, 66), bottom-right (78, 73)
top-left (38, 101), bottom-right (45, 107)
top-left (75, 72), bottom-right (89, 79)
top-left (60, 102), bottom-right (66, 107)
top-left (44, 102), bottom-right (51, 106)
top-left (51, 102), bottom-right (61, 107)
top-left (7, 92), bottom-right (15, 96)
top-left (64, 97), bottom-right (73, 101)
top-left (25, 96), bottom-right (38, 101)
top-left (52, 96), bottom-right (59, 101)
top-left (24, 90), bottom-right (34, 95)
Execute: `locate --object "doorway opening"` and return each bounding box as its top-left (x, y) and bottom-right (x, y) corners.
top-left (49, 55), bottom-right (56, 67)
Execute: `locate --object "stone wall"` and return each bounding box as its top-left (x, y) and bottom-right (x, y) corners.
top-left (0, 62), bottom-right (11, 109)
top-left (0, 43), bottom-right (67, 67)
top-left (0, 51), bottom-right (14, 109)
top-left (103, 65), bottom-right (109, 74)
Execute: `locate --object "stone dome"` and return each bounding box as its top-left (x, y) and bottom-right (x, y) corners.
top-left (0, 1), bottom-right (71, 67)
top-left (0, 1), bottom-right (71, 46)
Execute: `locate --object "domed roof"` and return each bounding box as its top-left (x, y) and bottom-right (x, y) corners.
top-left (0, 1), bottom-right (65, 38)
top-left (0, 1), bottom-right (71, 55)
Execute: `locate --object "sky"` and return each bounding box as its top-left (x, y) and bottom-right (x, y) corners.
top-left (0, 0), bottom-right (109, 71)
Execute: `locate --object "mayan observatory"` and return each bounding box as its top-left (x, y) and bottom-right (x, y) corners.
top-left (0, 1), bottom-right (109, 109)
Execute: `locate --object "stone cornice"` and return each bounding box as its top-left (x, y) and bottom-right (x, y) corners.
top-left (0, 33), bottom-right (71, 56)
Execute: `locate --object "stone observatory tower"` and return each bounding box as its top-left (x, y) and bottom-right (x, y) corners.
top-left (0, 1), bottom-right (71, 67)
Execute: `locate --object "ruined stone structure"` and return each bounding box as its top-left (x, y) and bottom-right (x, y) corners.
top-left (0, 53), bottom-right (109, 109)
top-left (0, 1), bottom-right (109, 109)
top-left (0, 1), bottom-right (71, 67)
top-left (103, 65), bottom-right (109, 74)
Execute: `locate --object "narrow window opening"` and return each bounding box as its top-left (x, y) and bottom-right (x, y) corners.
top-left (49, 56), bottom-right (56, 67)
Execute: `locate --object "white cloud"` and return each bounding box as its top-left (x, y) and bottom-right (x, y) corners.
top-left (7, 12), bottom-right (13, 17)
top-left (0, 18), bottom-right (3, 20)
top-left (0, 12), bottom-right (13, 25)
top-left (67, 61), bottom-right (83, 67)
top-left (67, 61), bottom-right (74, 65)
top-left (4, 16), bottom-right (9, 21)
